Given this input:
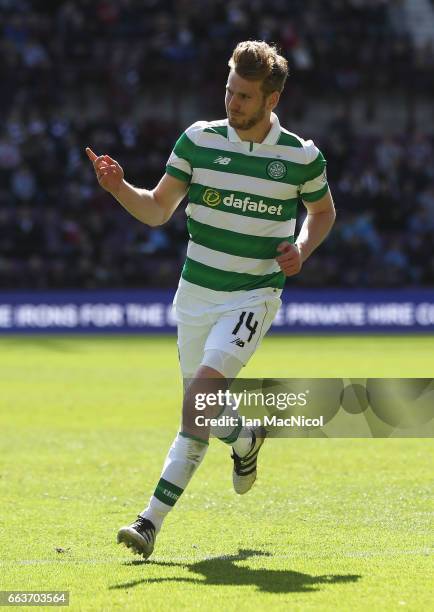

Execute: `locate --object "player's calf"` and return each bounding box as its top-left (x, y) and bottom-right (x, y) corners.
top-left (182, 365), bottom-right (228, 441)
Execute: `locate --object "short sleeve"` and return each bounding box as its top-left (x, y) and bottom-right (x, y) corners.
top-left (299, 142), bottom-right (328, 202)
top-left (166, 131), bottom-right (195, 183)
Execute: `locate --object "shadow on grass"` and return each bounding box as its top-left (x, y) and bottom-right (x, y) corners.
top-left (110, 549), bottom-right (361, 594)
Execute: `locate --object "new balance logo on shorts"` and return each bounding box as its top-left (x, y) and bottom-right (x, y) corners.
top-left (231, 338), bottom-right (245, 347)
top-left (213, 156), bottom-right (232, 165)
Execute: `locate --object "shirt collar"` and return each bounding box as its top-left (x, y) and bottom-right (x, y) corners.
top-left (227, 112), bottom-right (281, 148)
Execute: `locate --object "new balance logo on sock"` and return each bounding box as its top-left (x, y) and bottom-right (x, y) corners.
top-left (213, 156), bottom-right (231, 165)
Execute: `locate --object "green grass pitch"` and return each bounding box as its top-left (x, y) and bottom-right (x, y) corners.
top-left (0, 335), bottom-right (433, 611)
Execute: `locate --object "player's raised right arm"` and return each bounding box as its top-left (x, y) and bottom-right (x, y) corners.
top-left (85, 147), bottom-right (188, 227)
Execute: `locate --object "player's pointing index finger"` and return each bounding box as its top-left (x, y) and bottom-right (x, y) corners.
top-left (85, 147), bottom-right (98, 162)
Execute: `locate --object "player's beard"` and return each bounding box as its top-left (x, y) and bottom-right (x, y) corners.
top-left (227, 98), bottom-right (267, 131)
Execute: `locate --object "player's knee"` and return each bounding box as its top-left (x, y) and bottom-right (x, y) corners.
top-left (182, 352), bottom-right (242, 421)
top-left (182, 368), bottom-right (226, 420)
top-left (194, 364), bottom-right (226, 380)
top-left (182, 365), bottom-right (224, 398)
top-left (201, 349), bottom-right (243, 380)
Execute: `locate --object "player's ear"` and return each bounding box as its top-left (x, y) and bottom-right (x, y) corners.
top-left (273, 91), bottom-right (280, 108)
top-left (265, 91), bottom-right (279, 111)
top-left (267, 91), bottom-right (280, 112)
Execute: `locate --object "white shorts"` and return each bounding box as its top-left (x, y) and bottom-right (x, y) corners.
top-left (174, 279), bottom-right (282, 379)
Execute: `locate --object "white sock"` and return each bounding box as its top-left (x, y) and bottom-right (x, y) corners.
top-left (210, 400), bottom-right (253, 457)
top-left (140, 432), bottom-right (208, 532)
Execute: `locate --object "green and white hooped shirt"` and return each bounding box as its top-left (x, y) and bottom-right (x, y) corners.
top-left (166, 113), bottom-right (328, 297)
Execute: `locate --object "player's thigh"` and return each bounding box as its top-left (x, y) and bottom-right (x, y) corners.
top-left (204, 296), bottom-right (281, 366)
top-left (175, 288), bottom-right (216, 379)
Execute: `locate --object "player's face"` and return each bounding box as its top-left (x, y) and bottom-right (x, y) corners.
top-left (225, 70), bottom-right (269, 131)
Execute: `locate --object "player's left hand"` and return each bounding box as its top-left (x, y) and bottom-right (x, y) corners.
top-left (275, 241), bottom-right (302, 277)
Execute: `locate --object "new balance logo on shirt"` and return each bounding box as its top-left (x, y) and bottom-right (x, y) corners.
top-left (213, 156), bottom-right (232, 165)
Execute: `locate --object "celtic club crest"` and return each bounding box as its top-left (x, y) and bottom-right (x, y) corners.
top-left (266, 160), bottom-right (287, 180)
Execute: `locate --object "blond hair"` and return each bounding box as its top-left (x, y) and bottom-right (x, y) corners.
top-left (228, 40), bottom-right (289, 96)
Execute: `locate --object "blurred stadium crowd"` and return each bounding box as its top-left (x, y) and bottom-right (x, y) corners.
top-left (0, 0), bottom-right (433, 289)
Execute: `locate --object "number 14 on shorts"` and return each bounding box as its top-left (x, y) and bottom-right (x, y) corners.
top-left (231, 311), bottom-right (258, 347)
